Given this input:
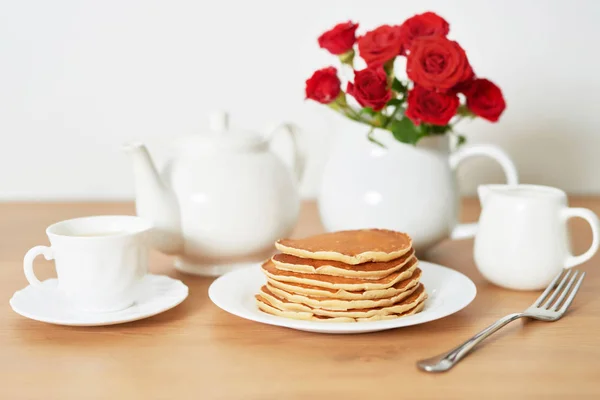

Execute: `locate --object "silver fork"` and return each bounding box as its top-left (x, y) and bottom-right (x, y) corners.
top-left (417, 269), bottom-right (586, 372)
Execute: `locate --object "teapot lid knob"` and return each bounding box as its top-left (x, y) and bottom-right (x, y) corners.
top-left (209, 111), bottom-right (229, 132)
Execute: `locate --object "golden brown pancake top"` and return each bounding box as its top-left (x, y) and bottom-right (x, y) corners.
top-left (262, 257), bottom-right (417, 285)
top-left (272, 248), bottom-right (415, 272)
top-left (276, 229), bottom-right (411, 256)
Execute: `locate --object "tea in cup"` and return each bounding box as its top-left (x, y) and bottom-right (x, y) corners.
top-left (23, 215), bottom-right (152, 312)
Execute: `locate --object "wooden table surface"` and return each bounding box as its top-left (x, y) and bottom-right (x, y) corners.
top-left (1, 200), bottom-right (599, 399)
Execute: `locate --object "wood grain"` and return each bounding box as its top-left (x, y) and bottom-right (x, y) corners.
top-left (1, 200), bottom-right (599, 399)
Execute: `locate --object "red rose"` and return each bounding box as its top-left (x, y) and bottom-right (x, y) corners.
top-left (347, 66), bottom-right (392, 111)
top-left (318, 21), bottom-right (359, 55)
top-left (399, 12), bottom-right (449, 54)
top-left (357, 25), bottom-right (404, 66)
top-left (462, 78), bottom-right (506, 122)
top-left (407, 36), bottom-right (473, 92)
top-left (405, 85), bottom-right (459, 125)
top-left (305, 67), bottom-right (341, 104)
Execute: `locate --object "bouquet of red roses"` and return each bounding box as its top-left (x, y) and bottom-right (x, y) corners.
top-left (305, 12), bottom-right (506, 146)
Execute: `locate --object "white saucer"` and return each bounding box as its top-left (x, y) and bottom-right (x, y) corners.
top-left (10, 274), bottom-right (189, 326)
top-left (209, 261), bottom-right (476, 334)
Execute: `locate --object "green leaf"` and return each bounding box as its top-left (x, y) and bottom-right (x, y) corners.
top-left (360, 107), bottom-right (377, 116)
top-left (456, 134), bottom-right (467, 147)
top-left (388, 117), bottom-right (421, 145)
top-left (425, 123), bottom-right (452, 135)
top-left (386, 98), bottom-right (403, 107)
top-left (392, 78), bottom-right (409, 94)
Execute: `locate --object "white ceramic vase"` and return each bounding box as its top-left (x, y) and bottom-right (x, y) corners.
top-left (318, 126), bottom-right (519, 255)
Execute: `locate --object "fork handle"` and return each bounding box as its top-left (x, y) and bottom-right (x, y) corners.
top-left (417, 313), bottom-right (524, 372)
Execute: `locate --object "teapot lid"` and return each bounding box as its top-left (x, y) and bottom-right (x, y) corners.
top-left (175, 112), bottom-right (267, 152)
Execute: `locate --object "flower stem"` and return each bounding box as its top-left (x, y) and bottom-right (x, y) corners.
top-left (339, 49), bottom-right (355, 67)
top-left (384, 105), bottom-right (403, 129)
top-left (367, 126), bottom-right (385, 147)
top-left (345, 106), bottom-right (365, 121)
top-left (452, 115), bottom-right (464, 127)
top-left (328, 102), bottom-right (370, 125)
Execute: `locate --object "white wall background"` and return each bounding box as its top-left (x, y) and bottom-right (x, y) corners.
top-left (1, 0), bottom-right (600, 200)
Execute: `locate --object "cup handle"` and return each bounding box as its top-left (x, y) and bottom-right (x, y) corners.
top-left (23, 246), bottom-right (54, 287)
top-left (449, 144), bottom-right (519, 240)
top-left (563, 208), bottom-right (600, 268)
top-left (267, 123), bottom-right (306, 183)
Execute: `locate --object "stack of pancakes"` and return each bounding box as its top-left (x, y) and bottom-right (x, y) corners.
top-left (255, 229), bottom-right (426, 322)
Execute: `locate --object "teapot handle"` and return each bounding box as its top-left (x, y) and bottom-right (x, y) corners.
top-left (267, 123), bottom-right (306, 183)
top-left (449, 144), bottom-right (519, 240)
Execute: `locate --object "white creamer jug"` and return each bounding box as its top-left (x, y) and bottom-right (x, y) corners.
top-left (474, 184), bottom-right (600, 290)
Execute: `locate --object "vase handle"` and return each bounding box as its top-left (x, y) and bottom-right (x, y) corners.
top-left (449, 144), bottom-right (519, 240)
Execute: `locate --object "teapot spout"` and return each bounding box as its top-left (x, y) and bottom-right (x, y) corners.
top-left (123, 142), bottom-right (183, 255)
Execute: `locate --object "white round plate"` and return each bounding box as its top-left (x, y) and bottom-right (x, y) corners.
top-left (209, 261), bottom-right (476, 334)
top-left (9, 274), bottom-right (189, 326)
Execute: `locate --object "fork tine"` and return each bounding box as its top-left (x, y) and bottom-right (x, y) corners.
top-left (548, 271), bottom-right (579, 311)
top-left (558, 272), bottom-right (586, 314)
top-left (542, 270), bottom-right (572, 309)
top-left (533, 270), bottom-right (566, 307)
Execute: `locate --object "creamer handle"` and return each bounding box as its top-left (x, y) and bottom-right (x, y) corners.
top-left (563, 207), bottom-right (600, 268)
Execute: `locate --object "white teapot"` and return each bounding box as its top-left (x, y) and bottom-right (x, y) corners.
top-left (124, 112), bottom-right (305, 276)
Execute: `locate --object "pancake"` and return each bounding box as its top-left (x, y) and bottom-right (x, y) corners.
top-left (262, 257), bottom-right (418, 291)
top-left (257, 296), bottom-right (425, 322)
top-left (354, 301), bottom-right (425, 322)
top-left (256, 285), bottom-right (426, 322)
top-left (257, 283), bottom-right (427, 319)
top-left (266, 279), bottom-right (420, 310)
top-left (271, 248), bottom-right (415, 279)
top-left (275, 229), bottom-right (412, 265)
top-left (266, 268), bottom-right (422, 300)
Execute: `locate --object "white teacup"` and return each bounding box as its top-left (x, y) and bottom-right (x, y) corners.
top-left (23, 215), bottom-right (152, 312)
